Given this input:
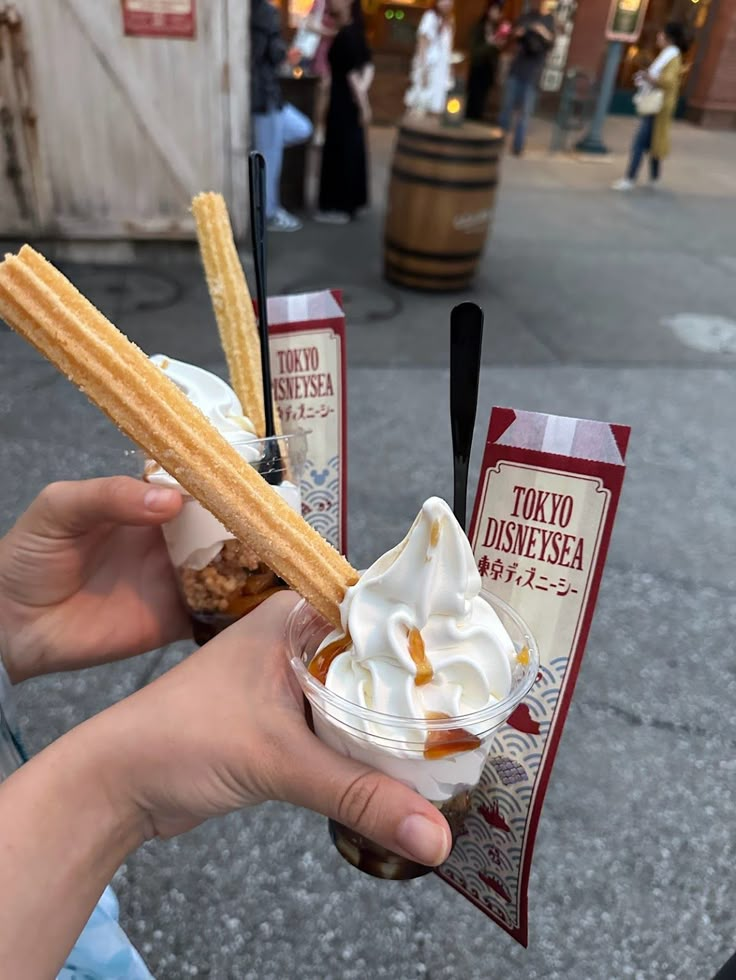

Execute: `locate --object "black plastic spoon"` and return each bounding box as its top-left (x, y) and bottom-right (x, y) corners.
top-left (450, 302), bottom-right (484, 532)
top-left (249, 151), bottom-right (283, 485)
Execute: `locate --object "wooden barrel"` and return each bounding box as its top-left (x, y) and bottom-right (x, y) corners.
top-left (383, 118), bottom-right (503, 291)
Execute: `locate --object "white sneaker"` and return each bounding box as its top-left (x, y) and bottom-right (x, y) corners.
top-left (313, 210), bottom-right (350, 225)
top-left (611, 178), bottom-right (634, 192)
top-left (268, 209), bottom-right (302, 232)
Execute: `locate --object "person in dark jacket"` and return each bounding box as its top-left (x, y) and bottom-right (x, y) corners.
top-left (498, 0), bottom-right (555, 156)
top-left (251, 0), bottom-right (313, 232)
top-left (466, 1), bottom-right (507, 122)
top-left (315, 0), bottom-right (374, 223)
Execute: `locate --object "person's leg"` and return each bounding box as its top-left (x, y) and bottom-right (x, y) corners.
top-left (499, 75), bottom-right (519, 133)
top-left (252, 110), bottom-right (283, 219)
top-left (626, 116), bottom-right (653, 181)
top-left (314, 75), bottom-right (331, 143)
top-left (466, 65), bottom-right (490, 121)
top-left (513, 79), bottom-right (537, 155)
top-left (649, 155), bottom-right (661, 182)
top-left (281, 102), bottom-right (313, 148)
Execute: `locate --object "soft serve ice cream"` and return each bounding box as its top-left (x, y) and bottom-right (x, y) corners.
top-left (307, 497), bottom-right (526, 802)
top-left (146, 355), bottom-right (300, 568)
top-left (144, 355), bottom-right (302, 640)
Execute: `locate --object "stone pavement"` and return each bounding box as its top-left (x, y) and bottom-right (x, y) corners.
top-left (1, 114), bottom-right (736, 979)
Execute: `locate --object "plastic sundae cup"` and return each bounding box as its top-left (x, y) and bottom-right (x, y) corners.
top-left (286, 589), bottom-right (539, 880)
top-left (146, 432), bottom-right (306, 645)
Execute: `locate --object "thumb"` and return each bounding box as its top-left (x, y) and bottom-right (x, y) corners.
top-left (19, 477), bottom-right (183, 538)
top-left (273, 727), bottom-right (452, 868)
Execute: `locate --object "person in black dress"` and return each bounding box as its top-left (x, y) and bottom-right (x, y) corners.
top-left (316, 0), bottom-right (374, 224)
top-left (466, 1), bottom-right (507, 122)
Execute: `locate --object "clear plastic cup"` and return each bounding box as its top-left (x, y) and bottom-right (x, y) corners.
top-left (144, 432), bottom-right (306, 645)
top-left (286, 590), bottom-right (539, 880)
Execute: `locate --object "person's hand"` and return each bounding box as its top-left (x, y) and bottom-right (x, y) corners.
top-left (91, 591), bottom-right (452, 867)
top-left (0, 477), bottom-right (191, 683)
top-left (0, 592), bottom-right (451, 975)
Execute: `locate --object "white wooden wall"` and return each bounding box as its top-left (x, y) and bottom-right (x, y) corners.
top-left (0, 0), bottom-right (250, 239)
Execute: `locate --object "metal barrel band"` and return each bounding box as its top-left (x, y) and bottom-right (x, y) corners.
top-left (384, 238), bottom-right (484, 263)
top-left (397, 127), bottom-right (504, 151)
top-left (395, 143), bottom-right (500, 167)
top-left (390, 167), bottom-right (499, 192)
top-left (384, 261), bottom-right (473, 285)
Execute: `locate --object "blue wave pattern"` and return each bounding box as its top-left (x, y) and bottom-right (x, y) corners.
top-left (300, 453), bottom-right (340, 550)
top-left (58, 887), bottom-right (153, 979)
top-left (438, 655), bottom-right (568, 934)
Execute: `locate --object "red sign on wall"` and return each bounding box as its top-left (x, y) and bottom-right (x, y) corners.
top-left (122, 0), bottom-right (196, 39)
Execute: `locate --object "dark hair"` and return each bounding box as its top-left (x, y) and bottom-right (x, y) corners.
top-left (432, 0), bottom-right (454, 24)
top-left (351, 0), bottom-right (365, 30)
top-left (479, 0), bottom-right (502, 25)
top-left (664, 21), bottom-right (690, 54)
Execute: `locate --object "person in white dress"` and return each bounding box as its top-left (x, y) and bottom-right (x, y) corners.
top-left (405, 0), bottom-right (455, 116)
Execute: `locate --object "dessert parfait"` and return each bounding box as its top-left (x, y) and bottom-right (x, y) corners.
top-left (288, 496), bottom-right (538, 879)
top-left (0, 241), bottom-right (536, 884)
top-left (145, 355), bottom-right (304, 644)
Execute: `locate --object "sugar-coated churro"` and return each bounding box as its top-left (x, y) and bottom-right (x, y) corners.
top-left (0, 245), bottom-right (357, 625)
top-left (192, 192), bottom-right (267, 436)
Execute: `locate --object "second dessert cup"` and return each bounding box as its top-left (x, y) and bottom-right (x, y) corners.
top-left (146, 432), bottom-right (306, 644)
top-left (287, 590), bottom-right (539, 880)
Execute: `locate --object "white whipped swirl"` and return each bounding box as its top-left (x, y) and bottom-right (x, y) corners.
top-left (324, 496), bottom-right (515, 718)
top-left (149, 355), bottom-right (260, 471)
top-left (145, 355), bottom-right (300, 568)
top-left (312, 497), bottom-right (518, 800)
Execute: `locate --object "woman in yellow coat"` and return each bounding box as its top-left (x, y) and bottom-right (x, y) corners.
top-left (612, 22), bottom-right (689, 191)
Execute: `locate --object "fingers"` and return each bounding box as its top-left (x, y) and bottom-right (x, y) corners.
top-left (222, 592), bottom-right (452, 866)
top-left (271, 728), bottom-right (452, 867)
top-left (20, 477), bottom-right (183, 538)
top-left (193, 594), bottom-right (451, 865)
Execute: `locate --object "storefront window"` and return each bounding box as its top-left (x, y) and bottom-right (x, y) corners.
top-left (616, 0), bottom-right (713, 91)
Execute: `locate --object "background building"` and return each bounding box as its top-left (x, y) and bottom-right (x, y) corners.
top-left (2, 0), bottom-right (733, 241)
top-left (0, 1), bottom-right (250, 240)
top-left (276, 0), bottom-right (734, 128)
top-left (562, 0), bottom-right (734, 127)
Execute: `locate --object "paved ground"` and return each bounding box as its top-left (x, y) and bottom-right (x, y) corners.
top-left (1, 114), bottom-right (736, 979)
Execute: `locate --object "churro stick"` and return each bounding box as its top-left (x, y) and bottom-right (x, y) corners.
top-left (0, 245), bottom-right (357, 626)
top-left (192, 192), bottom-right (272, 437)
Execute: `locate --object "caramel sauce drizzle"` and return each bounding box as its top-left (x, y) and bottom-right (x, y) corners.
top-left (408, 627), bottom-right (433, 686)
top-left (226, 585), bottom-right (285, 617)
top-left (516, 645), bottom-right (530, 667)
top-left (308, 633), bottom-right (352, 685)
top-left (430, 518), bottom-right (442, 548)
top-left (424, 711), bottom-right (482, 760)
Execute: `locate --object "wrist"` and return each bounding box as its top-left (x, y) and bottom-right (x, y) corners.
top-left (0, 715), bottom-right (147, 973)
top-left (65, 713), bottom-right (152, 852)
top-left (0, 620), bottom-right (22, 685)
top-left (0, 625), bottom-right (47, 685)
top-left (0, 586), bottom-right (45, 684)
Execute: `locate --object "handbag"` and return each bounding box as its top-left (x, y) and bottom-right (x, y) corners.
top-left (633, 87), bottom-right (664, 116)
